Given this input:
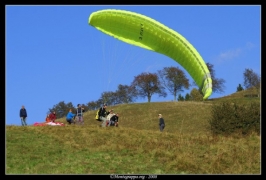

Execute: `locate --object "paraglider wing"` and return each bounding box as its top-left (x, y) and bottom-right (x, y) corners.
top-left (88, 9), bottom-right (212, 99)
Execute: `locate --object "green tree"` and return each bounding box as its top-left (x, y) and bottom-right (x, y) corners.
top-left (158, 66), bottom-right (190, 101)
top-left (86, 101), bottom-right (99, 110)
top-left (177, 94), bottom-right (184, 101)
top-left (49, 101), bottom-right (75, 119)
top-left (115, 84), bottom-right (137, 104)
top-left (131, 72), bottom-right (167, 102)
top-left (185, 93), bottom-right (190, 101)
top-left (190, 88), bottom-right (203, 101)
top-left (100, 91), bottom-right (116, 106)
top-left (236, 84), bottom-right (244, 92)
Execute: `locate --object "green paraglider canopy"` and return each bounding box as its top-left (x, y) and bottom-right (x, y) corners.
top-left (88, 9), bottom-right (212, 100)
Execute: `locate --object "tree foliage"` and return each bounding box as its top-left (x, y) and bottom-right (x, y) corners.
top-left (190, 88), bottom-right (203, 101)
top-left (49, 101), bottom-right (75, 119)
top-left (177, 94), bottom-right (184, 101)
top-left (131, 72), bottom-right (167, 102)
top-left (86, 101), bottom-right (100, 110)
top-left (99, 91), bottom-right (117, 106)
top-left (206, 63), bottom-right (226, 94)
top-left (115, 84), bottom-right (137, 104)
top-left (243, 68), bottom-right (260, 89)
top-left (236, 84), bottom-right (244, 92)
top-left (185, 93), bottom-right (190, 101)
top-left (243, 68), bottom-right (260, 97)
top-left (158, 66), bottom-right (190, 101)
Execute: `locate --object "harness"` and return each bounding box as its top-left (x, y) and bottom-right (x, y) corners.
top-left (77, 107), bottom-right (83, 117)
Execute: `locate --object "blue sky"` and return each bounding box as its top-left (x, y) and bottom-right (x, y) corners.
top-left (6, 5), bottom-right (261, 125)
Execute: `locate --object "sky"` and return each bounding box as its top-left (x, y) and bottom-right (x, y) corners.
top-left (6, 5), bottom-right (261, 126)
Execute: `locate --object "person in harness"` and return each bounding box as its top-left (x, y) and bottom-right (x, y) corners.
top-left (108, 113), bottom-right (119, 127)
top-left (105, 109), bottom-right (115, 126)
top-left (98, 104), bottom-right (111, 127)
top-left (75, 104), bottom-right (85, 125)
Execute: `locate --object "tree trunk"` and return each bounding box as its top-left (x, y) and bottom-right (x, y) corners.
top-left (148, 95), bottom-right (151, 102)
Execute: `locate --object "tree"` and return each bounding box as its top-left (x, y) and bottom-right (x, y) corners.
top-left (206, 63), bottom-right (226, 94)
top-left (100, 91), bottom-right (116, 106)
top-left (115, 84), bottom-right (137, 104)
top-left (190, 88), bottom-right (203, 101)
top-left (177, 94), bottom-right (184, 101)
top-left (49, 101), bottom-right (75, 119)
top-left (236, 84), bottom-right (244, 92)
top-left (185, 93), bottom-right (190, 101)
top-left (131, 72), bottom-right (167, 102)
top-left (243, 68), bottom-right (260, 96)
top-left (86, 101), bottom-right (99, 110)
top-left (158, 66), bottom-right (190, 101)
top-left (243, 68), bottom-right (260, 89)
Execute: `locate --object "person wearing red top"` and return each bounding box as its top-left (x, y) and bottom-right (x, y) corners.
top-left (49, 111), bottom-right (56, 122)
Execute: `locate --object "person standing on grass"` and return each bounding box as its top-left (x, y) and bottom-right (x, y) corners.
top-left (76, 104), bottom-right (85, 125)
top-left (158, 114), bottom-right (165, 132)
top-left (20, 105), bottom-right (27, 126)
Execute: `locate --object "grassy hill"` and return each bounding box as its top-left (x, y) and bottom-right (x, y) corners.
top-left (6, 88), bottom-right (261, 174)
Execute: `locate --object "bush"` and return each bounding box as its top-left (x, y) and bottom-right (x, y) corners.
top-left (190, 88), bottom-right (203, 101)
top-left (208, 101), bottom-right (260, 136)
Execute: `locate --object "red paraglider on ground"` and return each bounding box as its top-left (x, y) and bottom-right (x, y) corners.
top-left (33, 122), bottom-right (65, 126)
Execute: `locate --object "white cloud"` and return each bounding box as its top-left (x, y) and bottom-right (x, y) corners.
top-left (214, 42), bottom-right (255, 64)
top-left (218, 48), bottom-right (242, 61)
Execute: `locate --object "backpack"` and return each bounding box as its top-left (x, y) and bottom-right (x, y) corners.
top-left (95, 109), bottom-right (100, 120)
top-left (95, 108), bottom-right (102, 120)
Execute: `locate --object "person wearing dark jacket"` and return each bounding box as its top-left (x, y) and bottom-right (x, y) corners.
top-left (98, 104), bottom-right (111, 127)
top-left (108, 113), bottom-right (119, 127)
top-left (158, 114), bottom-right (165, 132)
top-left (76, 104), bottom-right (85, 125)
top-left (20, 105), bottom-right (27, 126)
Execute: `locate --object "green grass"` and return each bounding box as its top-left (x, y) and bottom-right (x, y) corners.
top-left (6, 89), bottom-right (261, 174)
